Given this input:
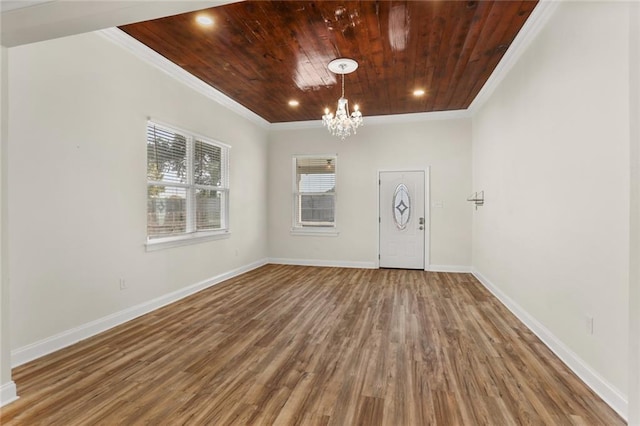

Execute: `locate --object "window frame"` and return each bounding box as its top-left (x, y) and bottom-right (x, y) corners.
top-left (145, 120), bottom-right (231, 251)
top-left (291, 154), bottom-right (339, 237)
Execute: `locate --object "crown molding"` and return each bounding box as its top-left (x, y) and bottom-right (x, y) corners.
top-left (97, 27), bottom-right (270, 130)
top-left (0, 0), bottom-right (53, 14)
top-left (364, 109), bottom-right (471, 125)
top-left (269, 109), bottom-right (471, 131)
top-left (269, 119), bottom-right (324, 131)
top-left (468, 0), bottom-right (559, 113)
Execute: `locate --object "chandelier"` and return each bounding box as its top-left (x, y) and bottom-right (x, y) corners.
top-left (322, 58), bottom-right (363, 140)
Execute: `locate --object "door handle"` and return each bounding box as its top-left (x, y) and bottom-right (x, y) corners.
top-left (419, 226), bottom-right (424, 230)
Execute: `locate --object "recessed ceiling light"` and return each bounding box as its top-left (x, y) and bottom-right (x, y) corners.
top-left (196, 15), bottom-right (213, 26)
top-left (288, 100), bottom-right (299, 107)
top-left (413, 89), bottom-right (425, 96)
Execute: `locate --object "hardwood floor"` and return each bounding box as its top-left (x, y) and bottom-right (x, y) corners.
top-left (1, 265), bottom-right (624, 425)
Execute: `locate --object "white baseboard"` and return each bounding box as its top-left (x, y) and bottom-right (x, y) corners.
top-left (471, 268), bottom-right (628, 421)
top-left (11, 258), bottom-right (269, 368)
top-left (268, 258), bottom-right (376, 269)
top-left (0, 381), bottom-right (18, 407)
top-left (268, 259), bottom-right (470, 272)
top-left (428, 264), bottom-right (471, 273)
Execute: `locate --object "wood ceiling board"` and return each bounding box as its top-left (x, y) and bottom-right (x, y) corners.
top-left (120, 0), bottom-right (538, 123)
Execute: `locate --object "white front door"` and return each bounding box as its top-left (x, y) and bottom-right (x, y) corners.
top-left (379, 171), bottom-right (425, 269)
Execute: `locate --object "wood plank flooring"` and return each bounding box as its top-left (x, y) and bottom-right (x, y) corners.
top-left (0, 265), bottom-right (624, 425)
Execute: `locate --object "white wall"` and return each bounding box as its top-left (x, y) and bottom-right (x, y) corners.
top-left (1, 45), bottom-right (17, 404)
top-left (472, 1), bottom-right (630, 416)
top-left (8, 32), bottom-right (268, 354)
top-left (629, 2), bottom-right (640, 423)
top-left (268, 118), bottom-right (472, 270)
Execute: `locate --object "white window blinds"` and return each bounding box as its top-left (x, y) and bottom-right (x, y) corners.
top-left (146, 121), bottom-right (229, 241)
top-left (294, 156), bottom-right (336, 227)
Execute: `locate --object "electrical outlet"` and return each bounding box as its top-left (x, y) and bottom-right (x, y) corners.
top-left (119, 278), bottom-right (127, 290)
top-left (586, 316), bottom-right (594, 335)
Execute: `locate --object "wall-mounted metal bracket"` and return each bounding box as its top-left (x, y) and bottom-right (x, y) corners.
top-left (467, 191), bottom-right (484, 210)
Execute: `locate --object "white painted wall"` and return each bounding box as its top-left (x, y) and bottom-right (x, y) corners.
top-left (1, 45), bottom-right (17, 404)
top-left (472, 0), bottom-right (630, 416)
top-left (268, 117), bottom-right (472, 270)
top-left (629, 2), bottom-right (640, 423)
top-left (7, 32), bottom-right (268, 353)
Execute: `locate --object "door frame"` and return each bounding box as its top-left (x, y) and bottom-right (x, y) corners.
top-left (376, 168), bottom-right (430, 271)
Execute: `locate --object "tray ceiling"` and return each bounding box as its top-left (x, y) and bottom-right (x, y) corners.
top-left (120, 1), bottom-right (538, 123)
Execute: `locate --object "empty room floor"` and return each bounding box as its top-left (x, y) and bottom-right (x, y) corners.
top-left (1, 265), bottom-right (624, 425)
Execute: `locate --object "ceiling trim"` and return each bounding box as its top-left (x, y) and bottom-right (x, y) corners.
top-left (0, 1), bottom-right (54, 14)
top-left (467, 0), bottom-right (559, 114)
top-left (97, 27), bottom-right (271, 129)
top-left (269, 110), bottom-right (471, 131)
top-left (352, 109), bottom-right (472, 124)
top-left (2, 1), bottom-right (238, 47)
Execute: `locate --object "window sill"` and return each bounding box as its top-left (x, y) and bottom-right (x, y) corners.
top-left (146, 230), bottom-right (230, 252)
top-left (290, 227), bottom-right (339, 237)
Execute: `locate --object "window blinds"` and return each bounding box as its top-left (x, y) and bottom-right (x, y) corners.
top-left (147, 124), bottom-right (188, 185)
top-left (296, 157), bottom-right (336, 194)
top-left (146, 121), bottom-right (229, 240)
top-left (294, 156), bottom-right (336, 227)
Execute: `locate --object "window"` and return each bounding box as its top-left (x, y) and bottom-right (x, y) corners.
top-left (146, 121), bottom-right (229, 248)
top-left (293, 155), bottom-right (336, 231)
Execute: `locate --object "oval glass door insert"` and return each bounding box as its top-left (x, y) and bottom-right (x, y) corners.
top-left (392, 184), bottom-right (411, 230)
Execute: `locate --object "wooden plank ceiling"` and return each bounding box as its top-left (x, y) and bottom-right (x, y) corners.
top-left (120, 1), bottom-right (538, 123)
